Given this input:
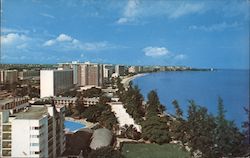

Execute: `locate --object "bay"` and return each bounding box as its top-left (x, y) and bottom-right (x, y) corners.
top-left (133, 70), bottom-right (249, 128)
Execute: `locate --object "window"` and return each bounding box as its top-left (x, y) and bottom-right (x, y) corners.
top-left (30, 143), bottom-right (39, 146)
top-left (30, 125), bottom-right (44, 130)
top-left (30, 135), bottom-right (39, 138)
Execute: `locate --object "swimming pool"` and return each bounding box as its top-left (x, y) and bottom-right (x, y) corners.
top-left (64, 120), bottom-right (85, 132)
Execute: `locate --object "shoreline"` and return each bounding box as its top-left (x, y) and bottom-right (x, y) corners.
top-left (121, 73), bottom-right (148, 88)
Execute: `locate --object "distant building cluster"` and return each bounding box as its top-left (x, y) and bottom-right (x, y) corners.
top-left (0, 61), bottom-right (202, 158)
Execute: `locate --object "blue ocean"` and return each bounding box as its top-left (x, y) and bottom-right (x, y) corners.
top-left (133, 70), bottom-right (249, 128)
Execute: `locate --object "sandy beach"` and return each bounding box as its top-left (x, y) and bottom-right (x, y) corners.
top-left (122, 73), bottom-right (148, 88)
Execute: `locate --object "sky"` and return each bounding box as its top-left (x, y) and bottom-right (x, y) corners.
top-left (0, 0), bottom-right (249, 69)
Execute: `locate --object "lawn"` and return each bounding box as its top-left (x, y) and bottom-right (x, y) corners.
top-left (121, 143), bottom-right (190, 158)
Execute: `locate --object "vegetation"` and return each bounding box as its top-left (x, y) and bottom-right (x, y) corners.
top-left (120, 124), bottom-right (141, 140)
top-left (82, 103), bottom-right (118, 130)
top-left (146, 90), bottom-right (165, 117)
top-left (121, 82), bottom-right (145, 122)
top-left (121, 143), bottom-right (190, 158)
top-left (168, 98), bottom-right (248, 157)
top-left (141, 116), bottom-right (171, 144)
top-left (88, 146), bottom-right (123, 158)
top-left (169, 100), bottom-right (186, 144)
top-left (1, 82), bottom-right (40, 98)
top-left (185, 100), bottom-right (216, 157)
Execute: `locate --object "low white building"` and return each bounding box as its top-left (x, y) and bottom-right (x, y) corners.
top-left (54, 97), bottom-right (77, 108)
top-left (0, 104), bottom-right (65, 158)
top-left (0, 97), bottom-right (29, 114)
top-left (82, 97), bottom-right (99, 107)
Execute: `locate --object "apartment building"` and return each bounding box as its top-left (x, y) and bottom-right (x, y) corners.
top-left (18, 69), bottom-right (40, 80)
top-left (115, 65), bottom-right (126, 76)
top-left (79, 62), bottom-right (103, 87)
top-left (0, 70), bottom-right (18, 84)
top-left (0, 104), bottom-right (65, 158)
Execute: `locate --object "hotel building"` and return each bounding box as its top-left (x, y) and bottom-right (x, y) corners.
top-left (18, 69), bottom-right (40, 80)
top-left (128, 66), bottom-right (139, 74)
top-left (40, 70), bottom-right (73, 98)
top-left (0, 104), bottom-right (65, 158)
top-left (0, 70), bottom-right (18, 84)
top-left (115, 65), bottom-right (126, 76)
top-left (79, 62), bottom-right (103, 87)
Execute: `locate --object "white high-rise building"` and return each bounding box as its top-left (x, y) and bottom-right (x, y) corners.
top-left (103, 64), bottom-right (114, 79)
top-left (40, 70), bottom-right (73, 98)
top-left (115, 65), bottom-right (126, 76)
top-left (0, 104), bottom-right (65, 158)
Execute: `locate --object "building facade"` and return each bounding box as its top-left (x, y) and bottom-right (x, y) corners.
top-left (40, 70), bottom-right (73, 98)
top-left (0, 97), bottom-right (29, 114)
top-left (78, 63), bottom-right (103, 87)
top-left (0, 104), bottom-right (65, 158)
top-left (18, 69), bottom-right (40, 80)
top-left (115, 65), bottom-right (126, 76)
top-left (54, 97), bottom-right (77, 108)
top-left (0, 70), bottom-right (18, 84)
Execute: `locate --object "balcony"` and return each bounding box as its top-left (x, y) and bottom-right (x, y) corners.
top-left (2, 133), bottom-right (11, 140)
top-left (2, 141), bottom-right (11, 148)
top-left (2, 149), bottom-right (11, 156)
top-left (48, 124), bottom-right (53, 132)
top-left (3, 125), bottom-right (11, 132)
top-left (48, 132), bottom-right (53, 140)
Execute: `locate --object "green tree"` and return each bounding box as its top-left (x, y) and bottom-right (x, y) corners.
top-left (120, 124), bottom-right (141, 140)
top-left (172, 100), bottom-right (183, 118)
top-left (170, 100), bottom-right (186, 144)
top-left (186, 100), bottom-right (216, 158)
top-left (214, 97), bottom-right (245, 157)
top-left (99, 95), bottom-right (111, 105)
top-left (141, 116), bottom-right (171, 144)
top-left (116, 77), bottom-right (125, 97)
top-left (121, 83), bottom-right (145, 122)
top-left (146, 90), bottom-right (164, 117)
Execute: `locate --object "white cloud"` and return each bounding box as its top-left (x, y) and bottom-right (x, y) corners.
top-left (116, 0), bottom-right (139, 24)
top-left (143, 46), bottom-right (170, 57)
top-left (17, 43), bottom-right (28, 49)
top-left (169, 3), bottom-right (204, 19)
top-left (43, 34), bottom-right (72, 46)
top-left (143, 46), bottom-right (188, 62)
top-left (174, 54), bottom-right (187, 60)
top-left (116, 1), bottom-right (205, 24)
top-left (1, 33), bottom-right (28, 45)
top-left (40, 13), bottom-right (55, 19)
top-left (56, 34), bottom-right (73, 42)
top-left (189, 22), bottom-right (240, 32)
top-left (43, 39), bottom-right (55, 46)
top-left (1, 27), bottom-right (29, 34)
top-left (43, 34), bottom-right (116, 51)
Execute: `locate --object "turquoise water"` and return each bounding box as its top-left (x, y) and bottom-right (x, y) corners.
top-left (64, 120), bottom-right (85, 132)
top-left (133, 70), bottom-right (249, 127)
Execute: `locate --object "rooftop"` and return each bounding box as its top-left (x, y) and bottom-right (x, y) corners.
top-left (0, 97), bottom-right (28, 105)
top-left (54, 97), bottom-right (77, 101)
top-left (0, 98), bottom-right (14, 105)
top-left (14, 106), bottom-right (48, 120)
